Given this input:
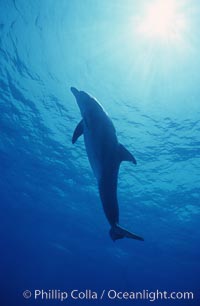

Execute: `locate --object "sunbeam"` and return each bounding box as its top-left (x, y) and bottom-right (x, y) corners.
top-left (136, 0), bottom-right (188, 44)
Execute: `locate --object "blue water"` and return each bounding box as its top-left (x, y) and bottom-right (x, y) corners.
top-left (0, 0), bottom-right (200, 305)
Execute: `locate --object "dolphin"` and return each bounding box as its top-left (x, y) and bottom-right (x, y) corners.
top-left (71, 87), bottom-right (144, 241)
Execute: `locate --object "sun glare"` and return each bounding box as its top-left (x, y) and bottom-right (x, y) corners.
top-left (136, 0), bottom-right (187, 43)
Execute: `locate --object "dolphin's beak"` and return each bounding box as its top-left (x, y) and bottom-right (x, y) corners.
top-left (71, 87), bottom-right (79, 99)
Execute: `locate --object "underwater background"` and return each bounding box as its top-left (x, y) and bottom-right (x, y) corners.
top-left (0, 0), bottom-right (200, 305)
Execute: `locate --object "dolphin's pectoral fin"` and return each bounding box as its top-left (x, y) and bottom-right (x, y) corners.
top-left (119, 144), bottom-right (137, 164)
top-left (110, 225), bottom-right (144, 241)
top-left (72, 120), bottom-right (83, 144)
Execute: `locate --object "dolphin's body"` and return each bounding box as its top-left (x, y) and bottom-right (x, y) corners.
top-left (71, 87), bottom-right (144, 241)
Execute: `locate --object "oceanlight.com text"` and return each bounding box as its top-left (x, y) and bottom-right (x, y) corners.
top-left (22, 289), bottom-right (194, 302)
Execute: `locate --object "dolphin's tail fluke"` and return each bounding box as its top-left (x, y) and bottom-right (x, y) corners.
top-left (109, 225), bottom-right (144, 242)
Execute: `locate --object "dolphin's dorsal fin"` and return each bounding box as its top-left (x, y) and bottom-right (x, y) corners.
top-left (119, 143), bottom-right (137, 164)
top-left (72, 120), bottom-right (83, 144)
